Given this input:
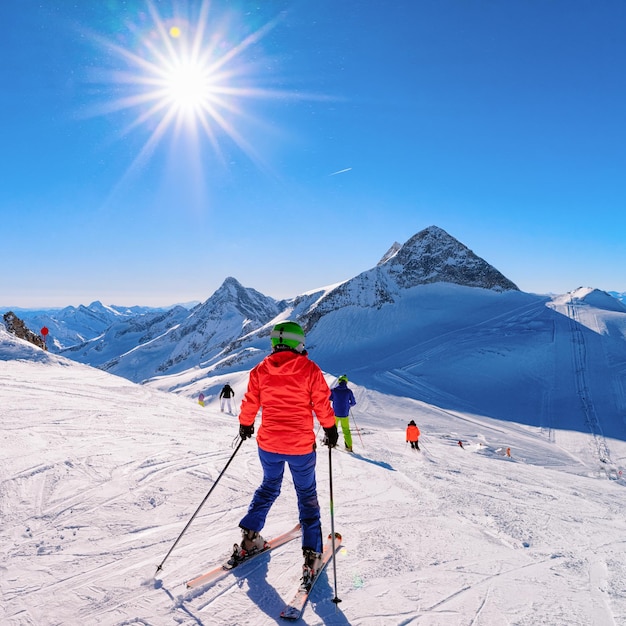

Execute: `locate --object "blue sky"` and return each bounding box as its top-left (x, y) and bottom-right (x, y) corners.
top-left (1, 0), bottom-right (625, 308)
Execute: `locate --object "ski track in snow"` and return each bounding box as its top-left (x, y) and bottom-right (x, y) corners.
top-left (551, 297), bottom-right (623, 480)
top-left (3, 330), bottom-right (626, 625)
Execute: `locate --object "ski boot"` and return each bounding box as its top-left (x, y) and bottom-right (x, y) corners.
top-left (301, 548), bottom-right (323, 590)
top-left (228, 527), bottom-right (269, 565)
top-left (240, 527), bottom-right (269, 555)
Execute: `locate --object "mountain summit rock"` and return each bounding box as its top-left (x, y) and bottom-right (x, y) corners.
top-left (299, 226), bottom-right (518, 328)
top-left (382, 226), bottom-right (519, 292)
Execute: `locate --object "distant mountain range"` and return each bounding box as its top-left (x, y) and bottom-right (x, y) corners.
top-left (3, 226), bottom-right (625, 430)
top-left (33, 226), bottom-right (520, 377)
top-left (0, 302), bottom-right (189, 351)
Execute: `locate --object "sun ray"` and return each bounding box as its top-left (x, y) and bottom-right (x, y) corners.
top-left (83, 0), bottom-right (296, 181)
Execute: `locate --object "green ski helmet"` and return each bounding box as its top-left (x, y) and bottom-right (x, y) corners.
top-left (270, 321), bottom-right (305, 353)
top-left (338, 375), bottom-right (348, 384)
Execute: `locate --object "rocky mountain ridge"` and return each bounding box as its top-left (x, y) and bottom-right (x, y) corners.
top-left (55, 226), bottom-right (521, 382)
top-left (6, 226), bottom-right (623, 389)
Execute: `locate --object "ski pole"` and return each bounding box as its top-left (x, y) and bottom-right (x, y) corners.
top-left (328, 444), bottom-right (342, 606)
top-left (155, 438), bottom-right (245, 574)
top-left (349, 409), bottom-right (364, 448)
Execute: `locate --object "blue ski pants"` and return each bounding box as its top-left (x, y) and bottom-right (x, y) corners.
top-left (239, 448), bottom-right (323, 553)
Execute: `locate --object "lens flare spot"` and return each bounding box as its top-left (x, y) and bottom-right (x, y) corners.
top-left (169, 26), bottom-right (181, 38)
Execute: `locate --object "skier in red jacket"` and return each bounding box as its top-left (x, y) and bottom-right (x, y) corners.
top-left (235, 321), bottom-right (338, 585)
top-left (406, 420), bottom-right (420, 450)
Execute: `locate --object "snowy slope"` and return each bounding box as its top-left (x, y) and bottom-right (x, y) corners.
top-left (147, 283), bottom-right (626, 468)
top-left (2, 326), bottom-right (625, 626)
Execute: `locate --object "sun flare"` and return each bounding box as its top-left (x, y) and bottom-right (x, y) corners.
top-left (90, 0), bottom-right (285, 172)
top-left (162, 58), bottom-right (216, 114)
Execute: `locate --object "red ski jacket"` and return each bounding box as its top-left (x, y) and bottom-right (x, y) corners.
top-left (239, 349), bottom-right (336, 455)
top-left (406, 424), bottom-right (420, 442)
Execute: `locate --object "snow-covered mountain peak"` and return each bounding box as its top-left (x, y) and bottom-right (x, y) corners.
top-left (381, 225), bottom-right (519, 291)
top-left (554, 287), bottom-right (626, 312)
top-left (298, 226), bottom-right (519, 330)
top-left (214, 276), bottom-right (248, 299)
top-left (88, 278), bottom-right (287, 382)
top-left (377, 241), bottom-right (402, 265)
top-left (192, 276), bottom-right (283, 324)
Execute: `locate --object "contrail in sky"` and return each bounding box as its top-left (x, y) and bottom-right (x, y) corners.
top-left (329, 167), bottom-right (352, 176)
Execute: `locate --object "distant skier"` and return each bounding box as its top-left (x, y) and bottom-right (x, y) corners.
top-left (458, 440), bottom-right (464, 449)
top-left (406, 420), bottom-right (420, 450)
top-left (219, 383), bottom-right (235, 414)
top-left (198, 393), bottom-right (205, 407)
top-left (329, 375), bottom-right (356, 452)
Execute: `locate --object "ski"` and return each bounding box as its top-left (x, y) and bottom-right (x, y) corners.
top-left (280, 532), bottom-right (342, 621)
top-left (186, 523), bottom-right (301, 589)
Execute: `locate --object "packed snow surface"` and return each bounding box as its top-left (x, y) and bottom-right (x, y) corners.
top-left (2, 321), bottom-right (626, 625)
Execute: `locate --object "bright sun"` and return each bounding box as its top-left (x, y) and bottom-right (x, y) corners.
top-left (91, 0), bottom-right (283, 170)
top-left (160, 57), bottom-right (218, 121)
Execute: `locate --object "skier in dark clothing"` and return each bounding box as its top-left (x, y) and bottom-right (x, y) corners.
top-left (329, 375), bottom-right (356, 452)
top-left (219, 383), bottom-right (235, 414)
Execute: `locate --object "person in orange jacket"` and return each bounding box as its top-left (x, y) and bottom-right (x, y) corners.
top-left (236, 320), bottom-right (338, 584)
top-left (406, 420), bottom-right (420, 450)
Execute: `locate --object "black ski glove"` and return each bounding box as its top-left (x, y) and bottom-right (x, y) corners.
top-left (323, 425), bottom-right (339, 448)
top-left (239, 424), bottom-right (254, 440)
